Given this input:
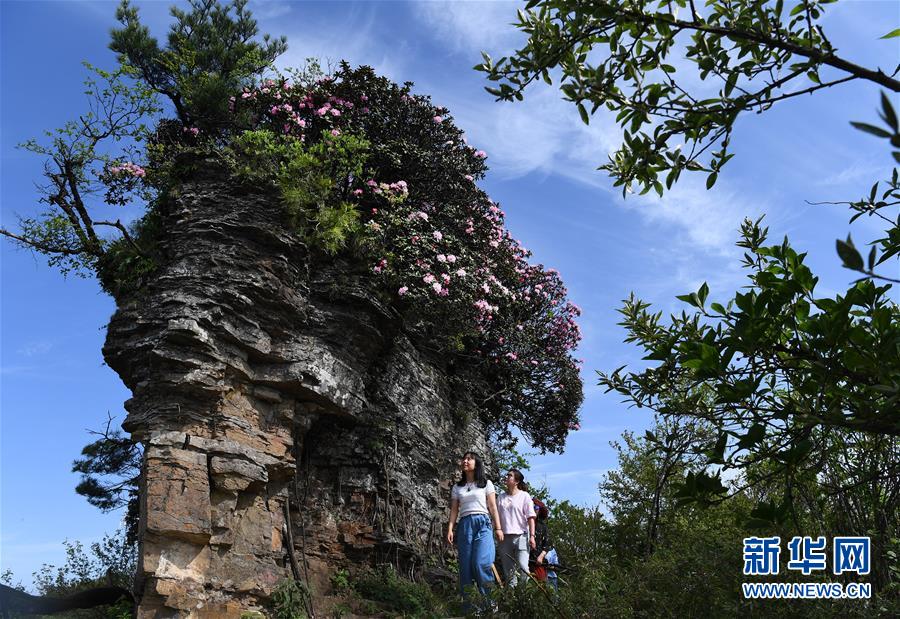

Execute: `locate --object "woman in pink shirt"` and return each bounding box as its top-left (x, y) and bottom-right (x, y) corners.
top-left (496, 468), bottom-right (536, 586)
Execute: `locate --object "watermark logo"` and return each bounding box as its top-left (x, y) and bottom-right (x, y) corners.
top-left (787, 536), bottom-right (827, 575)
top-left (833, 537), bottom-right (871, 576)
top-left (743, 536), bottom-right (781, 576)
top-left (741, 536), bottom-right (871, 599)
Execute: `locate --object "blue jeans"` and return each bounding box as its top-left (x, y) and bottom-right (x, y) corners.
top-left (456, 513), bottom-right (495, 608)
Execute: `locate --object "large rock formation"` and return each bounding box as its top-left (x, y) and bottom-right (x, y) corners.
top-left (103, 161), bottom-right (491, 616)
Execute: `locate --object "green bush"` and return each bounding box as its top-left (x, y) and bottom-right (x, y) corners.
top-left (271, 578), bottom-right (310, 619)
top-left (351, 567), bottom-right (449, 617)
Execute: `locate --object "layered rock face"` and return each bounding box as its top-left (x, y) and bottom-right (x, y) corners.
top-left (103, 163), bottom-right (490, 616)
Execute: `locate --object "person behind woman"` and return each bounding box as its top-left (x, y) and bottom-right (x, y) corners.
top-left (446, 451), bottom-right (504, 610)
top-left (529, 498), bottom-right (552, 581)
top-left (545, 546), bottom-right (560, 592)
top-left (496, 468), bottom-right (536, 586)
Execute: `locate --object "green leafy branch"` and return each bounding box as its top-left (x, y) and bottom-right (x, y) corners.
top-left (477, 0), bottom-right (900, 196)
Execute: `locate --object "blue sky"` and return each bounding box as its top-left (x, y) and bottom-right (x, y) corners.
top-left (2, 0), bottom-right (898, 586)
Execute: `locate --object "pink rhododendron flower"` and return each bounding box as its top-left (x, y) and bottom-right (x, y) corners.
top-left (423, 274), bottom-right (436, 284)
top-left (433, 231), bottom-right (443, 241)
top-left (464, 174), bottom-right (474, 182)
top-left (331, 129), bottom-right (341, 136)
top-left (398, 286), bottom-right (408, 295)
top-left (433, 115), bottom-right (443, 123)
top-left (475, 150), bottom-right (487, 158)
top-left (441, 273), bottom-right (451, 284)
top-left (432, 282), bottom-right (443, 294)
top-left (330, 108), bottom-right (341, 116)
top-left (455, 268), bottom-right (466, 277)
top-left (110, 162), bottom-right (146, 178)
top-left (446, 254), bottom-right (456, 263)
top-left (436, 254), bottom-right (447, 263)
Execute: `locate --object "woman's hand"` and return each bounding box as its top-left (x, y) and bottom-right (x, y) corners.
top-left (447, 528), bottom-right (454, 545)
top-left (486, 492), bottom-right (503, 543)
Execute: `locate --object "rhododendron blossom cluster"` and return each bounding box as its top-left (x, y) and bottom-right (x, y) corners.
top-left (225, 65), bottom-right (584, 451)
top-left (108, 162), bottom-right (147, 178)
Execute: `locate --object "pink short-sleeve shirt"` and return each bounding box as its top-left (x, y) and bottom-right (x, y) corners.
top-left (497, 490), bottom-right (536, 535)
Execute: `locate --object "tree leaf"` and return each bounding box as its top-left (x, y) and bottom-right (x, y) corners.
top-left (849, 121), bottom-right (892, 138)
top-left (698, 282), bottom-right (709, 306)
top-left (836, 237), bottom-right (864, 271)
top-left (880, 91), bottom-right (898, 131)
top-left (577, 102), bottom-right (590, 125)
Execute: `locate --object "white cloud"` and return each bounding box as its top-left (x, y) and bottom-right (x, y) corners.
top-left (413, 1), bottom-right (523, 56)
top-left (262, 5), bottom-right (411, 84)
top-left (441, 85), bottom-right (622, 184)
top-left (543, 467), bottom-right (609, 483)
top-left (248, 0), bottom-right (294, 21)
top-left (629, 176), bottom-right (770, 256)
top-left (17, 339), bottom-right (53, 357)
top-left (814, 159), bottom-right (890, 188)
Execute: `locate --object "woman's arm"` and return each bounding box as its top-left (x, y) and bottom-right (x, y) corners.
top-left (447, 498), bottom-right (459, 545)
top-left (524, 494), bottom-right (537, 549)
top-left (486, 492), bottom-right (504, 542)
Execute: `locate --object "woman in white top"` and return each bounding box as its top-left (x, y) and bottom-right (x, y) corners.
top-left (496, 468), bottom-right (536, 586)
top-left (446, 451), bottom-right (503, 610)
